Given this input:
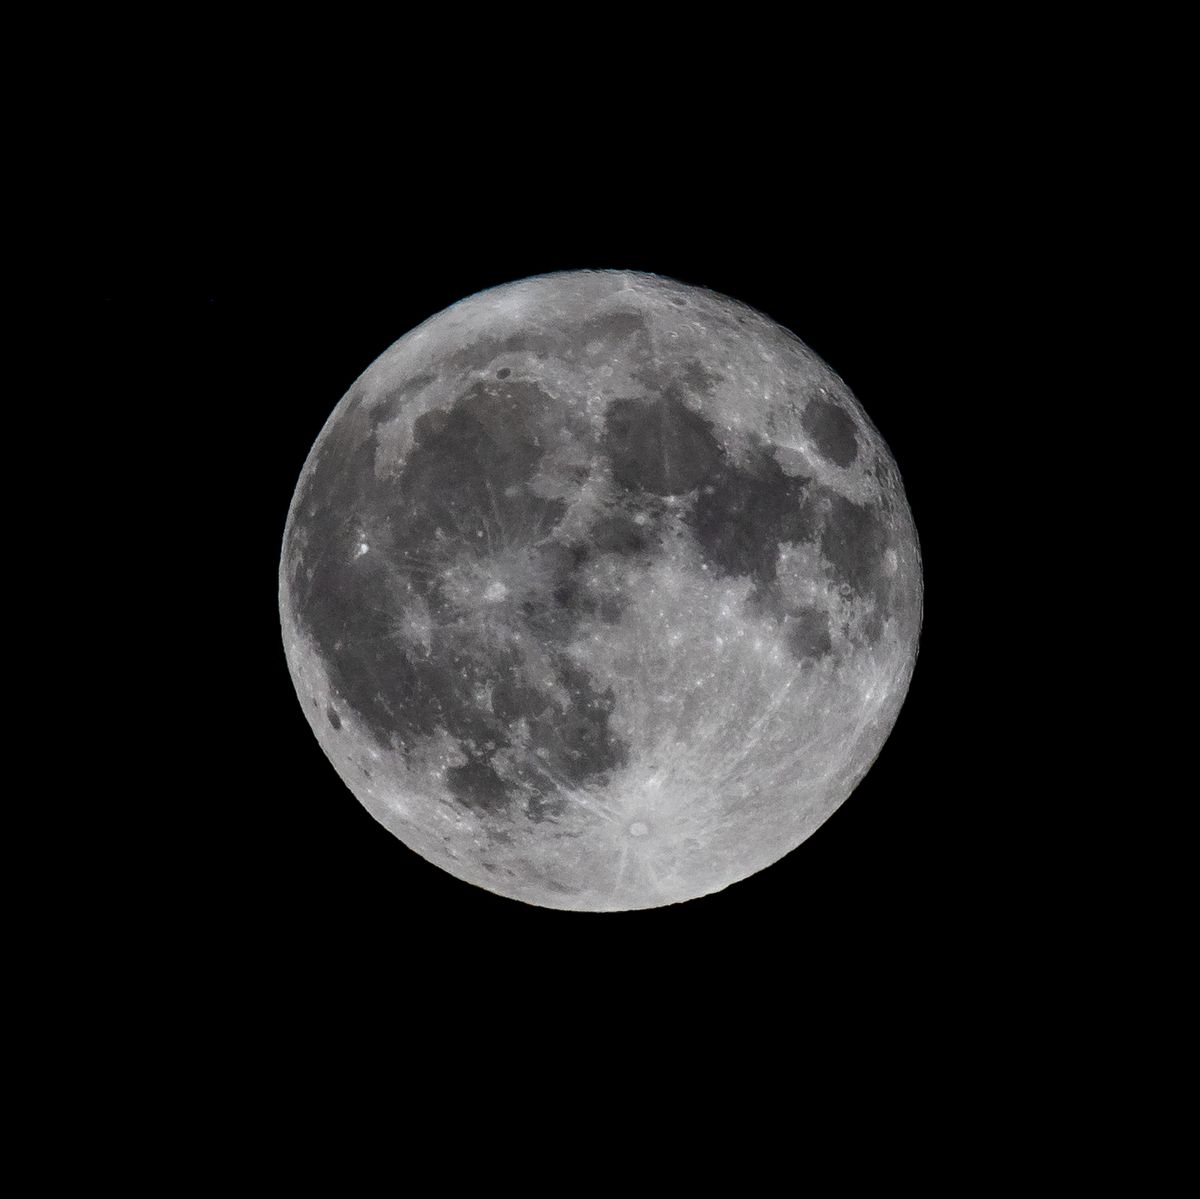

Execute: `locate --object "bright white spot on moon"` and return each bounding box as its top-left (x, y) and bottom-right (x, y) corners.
top-left (483, 581), bottom-right (508, 603)
top-left (355, 542), bottom-right (369, 557)
top-left (629, 821), bottom-right (649, 837)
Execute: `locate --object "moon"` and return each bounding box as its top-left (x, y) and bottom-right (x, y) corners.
top-left (279, 271), bottom-right (922, 910)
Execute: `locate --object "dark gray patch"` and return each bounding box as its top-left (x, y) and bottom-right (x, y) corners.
top-left (287, 388), bottom-right (380, 602)
top-left (603, 390), bottom-right (723, 496)
top-left (590, 514), bottom-right (651, 556)
top-left (630, 359), bottom-right (723, 400)
top-left (534, 512), bottom-right (651, 632)
top-left (290, 383), bottom-right (562, 754)
top-left (680, 359), bottom-right (724, 394)
top-left (499, 331), bottom-right (560, 358)
top-left (449, 653), bottom-right (627, 820)
top-left (802, 398), bottom-right (858, 467)
top-left (446, 755), bottom-right (510, 814)
top-left (538, 876), bottom-right (580, 896)
top-left (496, 367), bottom-right (510, 378)
top-left (287, 378), bottom-right (630, 814)
top-left (820, 492), bottom-right (888, 602)
top-left (446, 331), bottom-right (559, 375)
top-left (531, 657), bottom-right (625, 787)
top-left (396, 382), bottom-right (571, 625)
top-left (862, 604), bottom-right (884, 643)
top-left (549, 569), bottom-right (588, 619)
top-left (818, 490), bottom-right (891, 643)
top-left (687, 443), bottom-right (814, 589)
top-left (597, 595), bottom-right (627, 623)
top-left (575, 309), bottom-right (646, 345)
top-left (784, 608), bottom-right (832, 661)
top-left (535, 523), bottom-right (643, 633)
top-left (518, 544), bottom-right (581, 644)
top-left (326, 706), bottom-right (341, 730)
top-left (491, 674), bottom-right (546, 725)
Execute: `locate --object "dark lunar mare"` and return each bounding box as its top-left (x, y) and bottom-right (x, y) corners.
top-left (801, 397), bottom-right (858, 467)
top-left (599, 382), bottom-right (894, 659)
top-left (689, 444), bottom-right (814, 590)
top-left (288, 377), bottom-right (631, 819)
top-left (687, 441), bottom-right (856, 661)
top-left (603, 390), bottom-right (723, 497)
top-left (289, 340), bottom-right (898, 821)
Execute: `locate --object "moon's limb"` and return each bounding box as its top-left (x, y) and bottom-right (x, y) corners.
top-left (280, 270), bottom-right (922, 910)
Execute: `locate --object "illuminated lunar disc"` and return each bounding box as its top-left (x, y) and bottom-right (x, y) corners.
top-left (279, 270), bottom-right (922, 910)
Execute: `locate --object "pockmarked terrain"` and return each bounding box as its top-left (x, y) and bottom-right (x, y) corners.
top-left (280, 271), bottom-right (922, 910)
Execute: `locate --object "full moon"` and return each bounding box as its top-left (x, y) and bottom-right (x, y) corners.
top-left (279, 271), bottom-right (922, 910)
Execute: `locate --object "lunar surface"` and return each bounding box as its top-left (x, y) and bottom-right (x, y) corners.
top-left (279, 271), bottom-right (922, 910)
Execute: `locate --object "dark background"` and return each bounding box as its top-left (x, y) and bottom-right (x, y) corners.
top-left (48, 28), bottom-right (1108, 1140)
top-left (62, 33), bottom-right (1110, 1138)
top-left (109, 166), bottom-right (1021, 1022)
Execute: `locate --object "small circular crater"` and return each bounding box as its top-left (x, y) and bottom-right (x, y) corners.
top-left (629, 821), bottom-right (650, 838)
